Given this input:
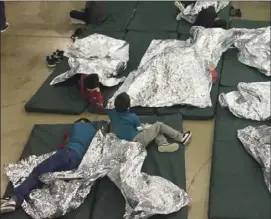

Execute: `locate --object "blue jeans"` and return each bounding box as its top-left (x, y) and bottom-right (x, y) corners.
top-left (12, 148), bottom-right (81, 204)
top-left (0, 1), bottom-right (6, 30)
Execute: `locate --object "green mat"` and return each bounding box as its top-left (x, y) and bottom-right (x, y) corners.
top-left (127, 2), bottom-right (178, 32)
top-left (2, 122), bottom-right (107, 219)
top-left (209, 87), bottom-right (271, 219)
top-left (85, 1), bottom-right (137, 33)
top-left (178, 4), bottom-right (231, 35)
top-left (156, 60), bottom-right (222, 120)
top-left (220, 20), bottom-right (270, 87)
top-left (88, 31), bottom-right (178, 115)
top-left (90, 114), bottom-right (188, 219)
top-left (25, 59), bottom-right (89, 115)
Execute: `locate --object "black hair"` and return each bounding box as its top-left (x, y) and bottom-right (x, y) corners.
top-left (114, 92), bottom-right (131, 112)
top-left (214, 18), bottom-right (227, 29)
top-left (74, 118), bottom-right (91, 123)
top-left (84, 74), bottom-right (100, 90)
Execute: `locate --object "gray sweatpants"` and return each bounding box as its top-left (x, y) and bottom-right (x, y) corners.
top-left (133, 122), bottom-right (183, 147)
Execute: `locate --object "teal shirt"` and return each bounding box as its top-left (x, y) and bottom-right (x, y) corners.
top-left (108, 109), bottom-right (141, 141)
top-left (67, 122), bottom-right (97, 158)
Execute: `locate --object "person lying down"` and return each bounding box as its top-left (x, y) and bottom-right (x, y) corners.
top-left (1, 118), bottom-right (97, 214)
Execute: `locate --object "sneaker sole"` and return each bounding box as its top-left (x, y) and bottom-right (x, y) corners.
top-left (71, 18), bottom-right (86, 25)
top-left (158, 143), bottom-right (179, 153)
top-left (1, 206), bottom-right (16, 214)
top-left (182, 132), bottom-right (192, 145)
top-left (0, 23), bottom-right (10, 33)
top-left (47, 64), bottom-right (56, 68)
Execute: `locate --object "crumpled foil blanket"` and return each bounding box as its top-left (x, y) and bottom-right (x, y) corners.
top-left (234, 26), bottom-right (271, 76)
top-left (219, 82), bottom-right (271, 121)
top-left (180, 1), bottom-right (229, 24)
top-left (106, 26), bottom-right (270, 109)
top-left (237, 125), bottom-right (271, 192)
top-left (49, 34), bottom-right (129, 87)
top-left (4, 131), bottom-right (190, 219)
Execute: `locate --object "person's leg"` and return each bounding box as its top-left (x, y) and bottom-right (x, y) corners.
top-left (4, 149), bottom-right (80, 207)
top-left (70, 10), bottom-right (88, 23)
top-left (133, 122), bottom-right (184, 152)
top-left (0, 1), bottom-right (6, 30)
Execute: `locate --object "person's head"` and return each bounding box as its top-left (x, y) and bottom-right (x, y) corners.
top-left (114, 92), bottom-right (131, 112)
top-left (84, 74), bottom-right (100, 90)
top-left (74, 118), bottom-right (91, 123)
top-left (214, 18), bottom-right (227, 29)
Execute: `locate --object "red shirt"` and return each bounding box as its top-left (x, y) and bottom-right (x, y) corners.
top-left (80, 74), bottom-right (104, 110)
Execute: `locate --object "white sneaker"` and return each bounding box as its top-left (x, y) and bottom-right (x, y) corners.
top-left (1, 198), bottom-right (16, 214)
top-left (158, 143), bottom-right (179, 153)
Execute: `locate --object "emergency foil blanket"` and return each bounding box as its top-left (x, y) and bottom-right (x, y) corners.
top-left (50, 34), bottom-right (129, 87)
top-left (234, 26), bottom-right (271, 76)
top-left (179, 1), bottom-right (229, 24)
top-left (237, 125), bottom-right (271, 192)
top-left (219, 82), bottom-right (271, 121)
top-left (107, 27), bottom-right (235, 108)
top-left (107, 26), bottom-right (270, 109)
top-left (4, 131), bottom-right (190, 219)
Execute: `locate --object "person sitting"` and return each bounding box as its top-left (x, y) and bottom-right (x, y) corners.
top-left (70, 1), bottom-right (107, 25)
top-left (193, 5), bottom-right (227, 29)
top-left (80, 74), bottom-right (104, 111)
top-left (107, 92), bottom-right (192, 152)
top-left (1, 118), bottom-right (96, 214)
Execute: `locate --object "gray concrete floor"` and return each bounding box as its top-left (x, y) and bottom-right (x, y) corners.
top-left (1, 2), bottom-right (270, 219)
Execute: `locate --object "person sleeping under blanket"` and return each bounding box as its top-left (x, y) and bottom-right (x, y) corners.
top-left (1, 118), bottom-right (97, 214)
top-left (107, 93), bottom-right (193, 153)
top-left (176, 1), bottom-right (227, 29)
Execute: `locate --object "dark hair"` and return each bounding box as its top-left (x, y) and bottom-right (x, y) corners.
top-left (74, 118), bottom-right (91, 123)
top-left (214, 18), bottom-right (227, 29)
top-left (114, 92), bottom-right (131, 112)
top-left (84, 74), bottom-right (100, 90)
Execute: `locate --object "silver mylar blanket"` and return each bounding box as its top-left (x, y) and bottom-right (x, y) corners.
top-left (237, 125), bottom-right (271, 192)
top-left (234, 26), bottom-right (271, 76)
top-left (107, 26), bottom-right (270, 109)
top-left (179, 1), bottom-right (229, 24)
top-left (4, 131), bottom-right (190, 219)
top-left (219, 82), bottom-right (271, 121)
top-left (49, 34), bottom-right (129, 87)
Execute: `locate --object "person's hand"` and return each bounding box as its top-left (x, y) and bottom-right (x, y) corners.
top-left (209, 63), bottom-right (215, 72)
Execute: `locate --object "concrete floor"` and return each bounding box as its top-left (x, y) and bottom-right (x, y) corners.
top-left (1, 1), bottom-right (270, 219)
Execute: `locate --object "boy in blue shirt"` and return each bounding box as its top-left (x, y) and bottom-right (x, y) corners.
top-left (108, 93), bottom-right (192, 152)
top-left (1, 118), bottom-right (97, 214)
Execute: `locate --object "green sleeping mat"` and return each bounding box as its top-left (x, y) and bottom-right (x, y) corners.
top-left (87, 31), bottom-right (178, 115)
top-left (24, 59), bottom-right (89, 115)
top-left (85, 1), bottom-right (137, 32)
top-left (209, 87), bottom-right (271, 219)
top-left (178, 3), bottom-right (231, 35)
top-left (220, 20), bottom-right (270, 87)
top-left (2, 122), bottom-right (108, 219)
top-left (156, 60), bottom-right (222, 120)
top-left (90, 114), bottom-right (188, 219)
top-left (127, 1), bottom-right (179, 32)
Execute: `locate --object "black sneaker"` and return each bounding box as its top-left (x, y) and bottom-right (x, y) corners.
top-left (52, 52), bottom-right (61, 63)
top-left (181, 131), bottom-right (192, 145)
top-left (46, 55), bottom-right (57, 68)
top-left (71, 27), bottom-right (84, 41)
top-left (0, 23), bottom-right (10, 33)
top-left (53, 49), bottom-right (64, 59)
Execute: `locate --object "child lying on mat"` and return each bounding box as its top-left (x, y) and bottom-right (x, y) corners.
top-left (107, 93), bottom-right (192, 152)
top-left (1, 118), bottom-right (96, 214)
top-left (80, 74), bottom-right (105, 111)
